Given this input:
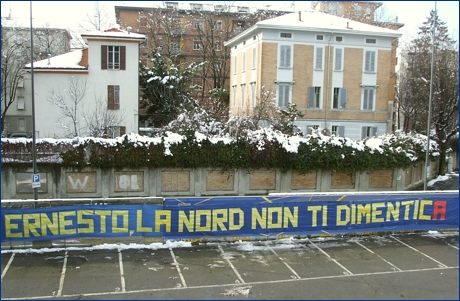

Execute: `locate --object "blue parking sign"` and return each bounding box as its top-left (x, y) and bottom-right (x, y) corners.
top-left (32, 174), bottom-right (41, 188)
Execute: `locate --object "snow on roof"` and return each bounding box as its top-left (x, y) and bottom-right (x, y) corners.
top-left (226, 10), bottom-right (401, 46)
top-left (81, 27), bottom-right (145, 40)
top-left (25, 49), bottom-right (86, 69)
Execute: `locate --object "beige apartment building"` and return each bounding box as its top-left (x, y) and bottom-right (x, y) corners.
top-left (224, 10), bottom-right (402, 140)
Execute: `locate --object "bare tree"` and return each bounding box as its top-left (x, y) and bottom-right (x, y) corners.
top-left (78, 1), bottom-right (113, 32)
top-left (83, 95), bottom-right (125, 137)
top-left (48, 76), bottom-right (87, 137)
top-left (1, 23), bottom-right (29, 131)
top-left (397, 10), bottom-right (458, 175)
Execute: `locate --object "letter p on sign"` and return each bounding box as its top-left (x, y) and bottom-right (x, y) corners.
top-left (32, 174), bottom-right (41, 188)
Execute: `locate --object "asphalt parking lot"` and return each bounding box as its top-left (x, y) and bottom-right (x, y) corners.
top-left (1, 232), bottom-right (458, 300)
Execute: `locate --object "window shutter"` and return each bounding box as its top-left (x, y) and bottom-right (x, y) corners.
top-left (120, 126), bottom-right (126, 136)
top-left (108, 85), bottom-right (114, 109)
top-left (361, 127), bottom-right (367, 139)
top-left (368, 89), bottom-right (374, 110)
top-left (338, 126), bottom-right (345, 137)
top-left (280, 46), bottom-right (286, 67)
top-left (335, 48), bottom-right (342, 70)
top-left (284, 46), bottom-right (291, 67)
top-left (120, 46), bottom-right (126, 70)
top-left (114, 85), bottom-right (120, 110)
top-left (101, 45), bottom-right (107, 70)
top-left (308, 87), bottom-right (314, 108)
top-left (315, 47), bottom-right (323, 69)
top-left (283, 85), bottom-right (289, 106)
top-left (339, 88), bottom-right (347, 109)
top-left (370, 51), bottom-right (375, 72)
top-left (363, 89), bottom-right (369, 109)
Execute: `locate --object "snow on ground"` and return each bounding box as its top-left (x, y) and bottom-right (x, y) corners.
top-left (427, 171), bottom-right (459, 186)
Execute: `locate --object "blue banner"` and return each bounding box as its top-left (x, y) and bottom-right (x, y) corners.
top-left (1, 193), bottom-right (458, 242)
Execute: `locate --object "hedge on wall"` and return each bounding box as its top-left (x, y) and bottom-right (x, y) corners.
top-left (1, 129), bottom-right (439, 173)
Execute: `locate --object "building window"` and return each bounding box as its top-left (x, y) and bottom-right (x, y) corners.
top-left (191, 3), bottom-right (203, 11)
top-left (214, 21), bottom-right (222, 30)
top-left (242, 52), bottom-right (246, 72)
top-left (171, 42), bottom-right (180, 55)
top-left (193, 20), bottom-right (204, 30)
top-left (193, 40), bottom-right (203, 50)
top-left (362, 126), bottom-right (377, 139)
top-left (366, 38), bottom-right (377, 44)
top-left (17, 96), bottom-right (25, 110)
top-left (101, 45), bottom-right (125, 70)
top-left (328, 3), bottom-right (337, 15)
top-left (108, 126), bottom-right (126, 138)
top-left (336, 36), bottom-right (343, 42)
top-left (308, 86), bottom-right (321, 108)
top-left (278, 84), bottom-right (290, 107)
top-left (362, 87), bottom-right (375, 110)
top-left (354, 5), bottom-right (363, 16)
top-left (234, 56), bottom-right (237, 74)
top-left (214, 41), bottom-right (222, 51)
top-left (334, 48), bottom-right (343, 71)
top-left (332, 125), bottom-right (345, 136)
top-left (108, 85), bottom-right (120, 110)
top-left (307, 125), bottom-right (319, 134)
top-left (316, 35), bottom-right (324, 41)
top-left (214, 62), bottom-right (221, 71)
top-left (315, 47), bottom-right (323, 70)
top-left (252, 47), bottom-right (256, 69)
top-left (280, 32), bottom-right (292, 38)
top-left (17, 76), bottom-right (24, 88)
top-left (139, 15), bottom-right (147, 27)
top-left (232, 85), bottom-right (237, 106)
top-left (333, 88), bottom-right (347, 109)
top-left (364, 50), bottom-right (376, 72)
top-left (279, 45), bottom-right (291, 68)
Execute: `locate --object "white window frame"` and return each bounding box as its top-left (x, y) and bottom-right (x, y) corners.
top-left (193, 40), bottom-right (203, 50)
top-left (214, 20), bottom-right (222, 31)
top-left (365, 38), bottom-right (377, 44)
top-left (316, 35), bottom-right (324, 41)
top-left (241, 83), bottom-right (246, 107)
top-left (234, 56), bottom-right (237, 74)
top-left (242, 52), bottom-right (246, 72)
top-left (280, 32), bottom-right (292, 38)
top-left (250, 82), bottom-right (256, 107)
top-left (252, 47), bottom-right (256, 69)
top-left (334, 48), bottom-right (343, 71)
top-left (232, 85), bottom-right (237, 106)
top-left (193, 20), bottom-right (204, 29)
top-left (108, 46), bottom-right (120, 70)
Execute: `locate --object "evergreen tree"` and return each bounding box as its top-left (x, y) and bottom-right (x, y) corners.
top-left (139, 48), bottom-right (203, 127)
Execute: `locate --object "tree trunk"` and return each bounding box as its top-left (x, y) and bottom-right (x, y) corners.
top-left (437, 147), bottom-right (447, 176)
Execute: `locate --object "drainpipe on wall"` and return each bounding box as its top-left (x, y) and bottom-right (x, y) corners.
top-left (324, 31), bottom-right (334, 132)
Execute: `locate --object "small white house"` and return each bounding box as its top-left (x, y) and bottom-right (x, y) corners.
top-left (24, 27), bottom-right (145, 138)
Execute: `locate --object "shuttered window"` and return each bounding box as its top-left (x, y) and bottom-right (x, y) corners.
top-left (361, 126), bottom-right (377, 139)
top-left (108, 85), bottom-right (120, 110)
top-left (278, 84), bottom-right (290, 107)
top-left (335, 48), bottom-right (342, 71)
top-left (101, 45), bottom-right (126, 70)
top-left (333, 88), bottom-right (347, 109)
top-left (308, 87), bottom-right (321, 108)
top-left (279, 45), bottom-right (291, 68)
top-left (364, 50), bottom-right (376, 72)
top-left (363, 88), bottom-right (375, 110)
top-left (315, 47), bottom-right (323, 70)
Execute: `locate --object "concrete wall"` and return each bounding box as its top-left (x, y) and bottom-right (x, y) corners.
top-left (2, 165), bottom-right (427, 200)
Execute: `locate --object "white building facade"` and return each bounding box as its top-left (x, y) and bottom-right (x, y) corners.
top-left (23, 28), bottom-right (145, 138)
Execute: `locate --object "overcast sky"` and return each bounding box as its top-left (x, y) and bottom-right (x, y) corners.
top-left (1, 1), bottom-right (458, 41)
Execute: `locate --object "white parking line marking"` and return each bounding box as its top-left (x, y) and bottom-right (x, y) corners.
top-left (308, 239), bottom-right (354, 275)
top-left (118, 249), bottom-right (126, 293)
top-left (445, 242), bottom-right (459, 250)
top-left (56, 251), bottom-right (68, 297)
top-left (1, 253), bottom-right (15, 281)
top-left (218, 245), bottom-right (245, 284)
top-left (3, 266), bottom-right (457, 300)
top-left (169, 248), bottom-right (187, 288)
top-left (266, 243), bottom-right (301, 279)
top-left (390, 235), bottom-right (448, 268)
top-left (353, 241), bottom-right (402, 271)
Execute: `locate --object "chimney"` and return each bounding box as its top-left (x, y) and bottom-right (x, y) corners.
top-left (127, 26), bottom-right (132, 34)
top-left (47, 54), bottom-right (51, 65)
